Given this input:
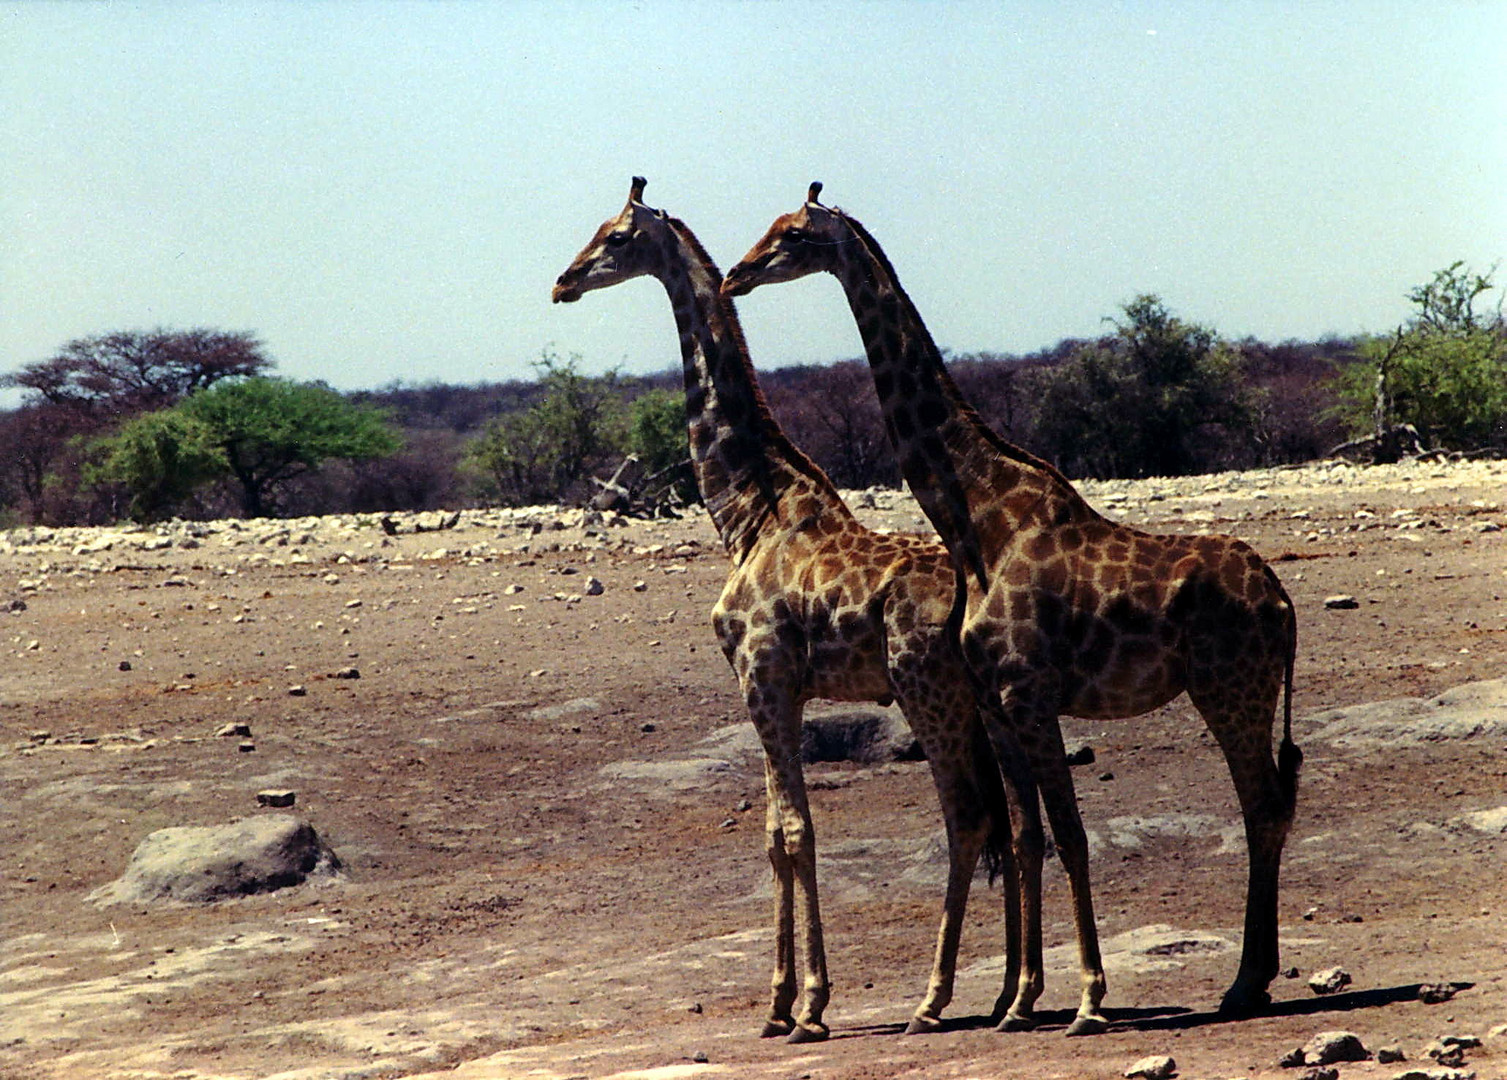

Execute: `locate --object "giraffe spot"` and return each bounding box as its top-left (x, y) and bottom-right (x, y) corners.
top-left (897, 370), bottom-right (918, 399)
top-left (916, 397), bottom-right (948, 430)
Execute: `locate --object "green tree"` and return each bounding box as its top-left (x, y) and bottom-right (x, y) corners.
top-left (627, 387), bottom-right (695, 504)
top-left (1335, 261), bottom-right (1507, 452)
top-left (86, 409), bottom-right (227, 521)
top-left (465, 354), bottom-right (626, 505)
top-left (180, 377), bottom-right (400, 517)
top-left (1030, 295), bottom-right (1258, 478)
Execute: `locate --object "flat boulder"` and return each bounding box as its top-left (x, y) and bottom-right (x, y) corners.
top-left (89, 814), bottom-right (342, 906)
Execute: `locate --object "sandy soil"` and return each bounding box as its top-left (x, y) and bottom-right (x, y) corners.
top-left (3, 458), bottom-right (1506, 1080)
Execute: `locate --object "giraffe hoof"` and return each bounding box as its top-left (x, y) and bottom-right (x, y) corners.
top-left (996, 1012), bottom-right (1037, 1033)
top-left (1218, 986), bottom-right (1272, 1017)
top-left (1065, 1012), bottom-right (1109, 1037)
top-left (903, 1015), bottom-right (943, 1036)
top-left (786, 1023), bottom-right (829, 1044)
top-left (760, 1019), bottom-right (794, 1039)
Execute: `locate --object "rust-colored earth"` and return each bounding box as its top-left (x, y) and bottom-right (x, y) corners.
top-left (4, 458), bottom-right (1506, 1080)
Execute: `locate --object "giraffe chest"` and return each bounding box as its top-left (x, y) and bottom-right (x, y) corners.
top-left (712, 541), bottom-right (921, 703)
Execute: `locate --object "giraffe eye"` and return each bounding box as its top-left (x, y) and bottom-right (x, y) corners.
top-left (785, 227), bottom-right (806, 242)
top-left (606, 231), bottom-right (631, 247)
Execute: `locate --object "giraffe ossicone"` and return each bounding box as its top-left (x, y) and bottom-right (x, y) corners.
top-left (554, 178), bottom-right (1047, 1042)
top-left (726, 183), bottom-right (1302, 1033)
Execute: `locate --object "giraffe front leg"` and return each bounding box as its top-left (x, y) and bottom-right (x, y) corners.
top-left (782, 802), bottom-right (830, 1043)
top-left (760, 759), bottom-right (798, 1038)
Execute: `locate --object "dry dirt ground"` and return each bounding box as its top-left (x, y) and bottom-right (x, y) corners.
top-left (3, 458), bottom-right (1507, 1080)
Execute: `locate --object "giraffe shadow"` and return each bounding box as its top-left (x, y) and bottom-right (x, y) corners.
top-left (834, 983), bottom-right (1456, 1039)
top-left (1107, 982), bottom-right (1467, 1033)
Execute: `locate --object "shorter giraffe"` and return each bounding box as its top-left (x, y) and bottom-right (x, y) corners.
top-left (725, 184), bottom-right (1300, 1034)
top-left (553, 178), bottom-right (1044, 1041)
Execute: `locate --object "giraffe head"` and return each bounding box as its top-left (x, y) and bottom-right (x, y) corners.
top-left (552, 176), bottom-right (675, 303)
top-left (721, 182), bottom-right (852, 298)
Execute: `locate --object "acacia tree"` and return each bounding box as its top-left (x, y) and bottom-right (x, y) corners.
top-left (0, 328), bottom-right (274, 523)
top-left (179, 377), bottom-right (400, 518)
top-left (3, 328), bottom-right (271, 420)
top-left (1335, 262), bottom-right (1507, 453)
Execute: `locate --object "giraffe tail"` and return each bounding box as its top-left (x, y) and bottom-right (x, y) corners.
top-left (1276, 604), bottom-right (1302, 817)
top-left (969, 717), bottom-right (1014, 885)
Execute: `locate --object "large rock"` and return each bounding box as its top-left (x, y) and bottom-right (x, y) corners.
top-left (89, 814), bottom-right (342, 905)
top-left (1306, 679), bottom-right (1507, 750)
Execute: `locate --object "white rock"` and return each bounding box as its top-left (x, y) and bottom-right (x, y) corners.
top-left (1124, 1055), bottom-right (1176, 1079)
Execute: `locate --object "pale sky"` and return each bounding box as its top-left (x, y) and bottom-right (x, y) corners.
top-left (3, 2), bottom-right (1504, 410)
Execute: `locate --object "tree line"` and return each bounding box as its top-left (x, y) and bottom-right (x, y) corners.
top-left (2, 263), bottom-right (1502, 527)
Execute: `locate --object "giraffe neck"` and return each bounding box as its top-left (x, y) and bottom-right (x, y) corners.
top-left (655, 219), bottom-right (850, 562)
top-left (829, 216), bottom-right (1075, 585)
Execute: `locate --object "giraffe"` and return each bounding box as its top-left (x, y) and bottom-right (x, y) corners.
top-left (552, 178), bottom-right (1046, 1042)
top-left (724, 183), bottom-right (1301, 1035)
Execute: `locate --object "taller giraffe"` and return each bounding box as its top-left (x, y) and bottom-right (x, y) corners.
top-left (553, 178), bottom-right (1045, 1042)
top-left (725, 183), bottom-right (1301, 1030)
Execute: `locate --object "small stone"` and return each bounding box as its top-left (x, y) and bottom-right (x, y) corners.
top-left (1279, 1047), bottom-right (1306, 1068)
top-left (1124, 1054), bottom-right (1176, 1080)
top-left (1098, 771), bottom-right (1115, 782)
top-left (690, 1051), bottom-right (708, 1064)
top-left (238, 741), bottom-right (256, 753)
top-left (632, 580), bottom-right (647, 592)
top-left (333, 667), bottom-right (360, 680)
top-left (1418, 982), bottom-right (1458, 1004)
top-left (1297, 1069), bottom-right (1337, 1080)
top-left (584, 576), bottom-right (604, 596)
top-left (736, 798), bottom-right (753, 812)
top-left (719, 818), bottom-right (737, 830)
top-left (1308, 967), bottom-right (1352, 995)
top-left (118, 660), bottom-right (132, 671)
top-left (1065, 744), bottom-right (1096, 766)
top-left (504, 583), bottom-right (524, 595)
top-left (1377, 1046), bottom-right (1405, 1063)
top-left (256, 790), bottom-right (295, 808)
top-left (1425, 1047), bottom-right (1465, 1069)
top-left (344, 598), bottom-right (363, 608)
top-left (1300, 1031), bottom-right (1370, 1065)
top-left (687, 1002), bottom-right (702, 1014)
top-left (217, 722), bottom-right (252, 738)
top-left (1323, 594), bottom-right (1359, 609)
top-left (641, 723), bottom-right (656, 733)
top-left (287, 685), bottom-right (307, 697)
top-left (1282, 966), bottom-right (1301, 978)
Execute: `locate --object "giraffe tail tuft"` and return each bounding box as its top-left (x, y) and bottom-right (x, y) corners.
top-left (1277, 606), bottom-right (1301, 816)
top-left (969, 719), bottom-right (1013, 886)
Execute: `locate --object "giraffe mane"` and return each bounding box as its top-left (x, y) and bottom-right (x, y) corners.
top-left (657, 212), bottom-right (847, 511)
top-left (830, 208), bottom-right (1081, 490)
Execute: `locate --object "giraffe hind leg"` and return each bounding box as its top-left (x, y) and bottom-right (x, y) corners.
top-left (893, 690), bottom-right (999, 1035)
top-left (1190, 684), bottom-right (1296, 1016)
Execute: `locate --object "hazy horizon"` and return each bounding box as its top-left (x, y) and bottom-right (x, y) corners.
top-left (4, 1), bottom-right (1504, 408)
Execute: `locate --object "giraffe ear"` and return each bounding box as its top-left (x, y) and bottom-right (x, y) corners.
top-left (630, 176), bottom-right (648, 204)
top-left (806, 181), bottom-right (824, 205)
